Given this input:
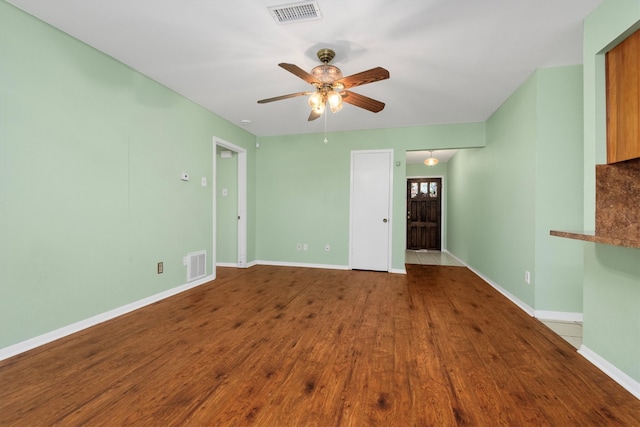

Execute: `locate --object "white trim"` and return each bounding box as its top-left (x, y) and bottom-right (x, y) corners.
top-left (0, 275), bottom-right (215, 362)
top-left (214, 137), bottom-right (247, 269)
top-left (578, 345), bottom-right (640, 400)
top-left (216, 262), bottom-right (240, 268)
top-left (446, 253), bottom-right (583, 323)
top-left (446, 251), bottom-right (535, 317)
top-left (256, 260), bottom-right (350, 270)
top-left (242, 260), bottom-right (406, 274)
top-left (448, 251), bottom-right (638, 400)
top-left (534, 311), bottom-right (583, 323)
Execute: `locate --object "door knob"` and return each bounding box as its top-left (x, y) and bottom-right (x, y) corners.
top-left (383, 218), bottom-right (388, 223)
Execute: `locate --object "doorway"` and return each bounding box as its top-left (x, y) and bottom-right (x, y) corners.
top-left (406, 177), bottom-right (442, 250)
top-left (350, 150), bottom-right (393, 272)
top-left (213, 137), bottom-right (247, 272)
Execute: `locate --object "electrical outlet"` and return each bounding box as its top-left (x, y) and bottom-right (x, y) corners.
top-left (157, 262), bottom-right (163, 274)
top-left (325, 244), bottom-right (330, 252)
top-left (525, 270), bottom-right (531, 284)
top-left (296, 243), bottom-right (302, 251)
top-left (303, 243), bottom-right (308, 251)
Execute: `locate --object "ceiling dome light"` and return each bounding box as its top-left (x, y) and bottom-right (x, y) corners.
top-left (424, 150), bottom-right (438, 166)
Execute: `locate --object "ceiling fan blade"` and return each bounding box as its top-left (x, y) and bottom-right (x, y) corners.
top-left (341, 90), bottom-right (386, 113)
top-left (335, 67), bottom-right (389, 89)
top-left (279, 63), bottom-right (321, 85)
top-left (257, 92), bottom-right (310, 104)
top-left (308, 109), bottom-right (322, 121)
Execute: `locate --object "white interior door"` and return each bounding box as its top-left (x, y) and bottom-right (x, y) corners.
top-left (350, 150), bottom-right (393, 271)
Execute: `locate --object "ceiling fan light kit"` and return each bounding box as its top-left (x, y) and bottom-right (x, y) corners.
top-left (328, 91), bottom-right (342, 113)
top-left (258, 48), bottom-right (389, 121)
top-left (308, 91), bottom-right (325, 114)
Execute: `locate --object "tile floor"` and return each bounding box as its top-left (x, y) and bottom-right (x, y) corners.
top-left (404, 250), bottom-right (465, 267)
top-left (539, 320), bottom-right (583, 349)
top-left (405, 250), bottom-right (583, 349)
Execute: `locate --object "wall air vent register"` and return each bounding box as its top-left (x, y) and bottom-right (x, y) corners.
top-left (186, 251), bottom-right (206, 282)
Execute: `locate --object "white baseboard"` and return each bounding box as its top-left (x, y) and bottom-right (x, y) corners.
top-left (449, 254), bottom-right (535, 317)
top-left (255, 260), bottom-right (350, 270)
top-left (578, 345), bottom-right (640, 400)
top-left (256, 260), bottom-right (405, 274)
top-left (448, 252), bottom-right (638, 401)
top-left (445, 255), bottom-right (583, 323)
top-left (5, 262), bottom-right (638, 401)
top-left (534, 310), bottom-right (583, 323)
top-left (0, 274), bottom-right (215, 362)
top-left (446, 253), bottom-right (584, 323)
top-left (216, 262), bottom-right (240, 268)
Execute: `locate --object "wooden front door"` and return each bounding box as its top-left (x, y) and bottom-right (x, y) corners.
top-left (406, 178), bottom-right (441, 250)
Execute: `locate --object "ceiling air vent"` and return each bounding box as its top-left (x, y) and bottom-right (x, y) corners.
top-left (268, 1), bottom-right (322, 24)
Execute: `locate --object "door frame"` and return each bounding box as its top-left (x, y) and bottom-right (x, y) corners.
top-left (213, 137), bottom-right (247, 273)
top-left (349, 149), bottom-right (394, 272)
top-left (406, 174), bottom-right (446, 251)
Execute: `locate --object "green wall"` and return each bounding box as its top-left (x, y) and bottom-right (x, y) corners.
top-left (583, 245), bottom-right (640, 382)
top-left (448, 74), bottom-right (537, 306)
top-left (4, 0), bottom-right (637, 392)
top-left (582, 0), bottom-right (640, 385)
top-left (255, 124), bottom-right (484, 271)
top-left (0, 2), bottom-right (255, 348)
top-left (534, 66), bottom-right (585, 313)
top-left (406, 162), bottom-right (448, 178)
top-left (447, 66), bottom-right (585, 314)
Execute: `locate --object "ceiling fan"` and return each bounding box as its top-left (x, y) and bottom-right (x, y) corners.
top-left (258, 48), bottom-right (390, 121)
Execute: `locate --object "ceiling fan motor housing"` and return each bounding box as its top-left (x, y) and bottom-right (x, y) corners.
top-left (316, 48), bottom-right (336, 64)
top-left (312, 49), bottom-right (342, 84)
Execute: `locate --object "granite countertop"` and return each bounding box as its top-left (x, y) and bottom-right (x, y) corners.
top-left (550, 230), bottom-right (640, 249)
top-left (554, 159), bottom-right (640, 249)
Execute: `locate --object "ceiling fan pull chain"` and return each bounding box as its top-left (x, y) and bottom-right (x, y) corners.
top-left (323, 109), bottom-right (328, 144)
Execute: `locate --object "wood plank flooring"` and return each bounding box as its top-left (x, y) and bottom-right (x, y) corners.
top-left (1, 264), bottom-right (639, 426)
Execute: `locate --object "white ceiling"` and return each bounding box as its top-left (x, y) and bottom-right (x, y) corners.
top-left (406, 149), bottom-right (459, 165)
top-left (6, 0), bottom-right (602, 138)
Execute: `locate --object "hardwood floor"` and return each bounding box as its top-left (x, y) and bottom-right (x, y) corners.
top-left (1, 264), bottom-right (638, 426)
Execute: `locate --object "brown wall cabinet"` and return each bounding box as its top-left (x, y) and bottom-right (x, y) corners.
top-left (606, 28), bottom-right (640, 164)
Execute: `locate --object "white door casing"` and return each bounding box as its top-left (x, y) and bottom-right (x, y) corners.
top-left (213, 137), bottom-right (247, 271)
